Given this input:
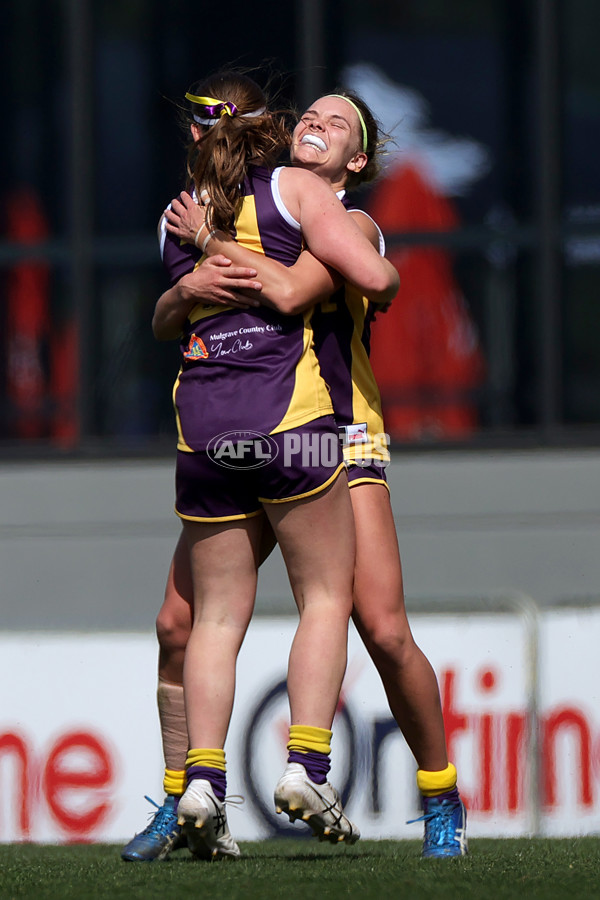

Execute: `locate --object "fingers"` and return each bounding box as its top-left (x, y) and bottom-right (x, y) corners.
top-left (181, 191), bottom-right (197, 209)
top-left (213, 277), bottom-right (263, 306)
top-left (208, 291), bottom-right (261, 309)
top-left (225, 280), bottom-right (262, 295)
top-left (163, 193), bottom-right (206, 243)
top-left (225, 289), bottom-right (262, 308)
top-left (209, 256), bottom-right (259, 279)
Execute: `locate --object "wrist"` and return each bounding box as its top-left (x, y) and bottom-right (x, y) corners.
top-left (193, 222), bottom-right (216, 254)
top-left (177, 276), bottom-right (198, 307)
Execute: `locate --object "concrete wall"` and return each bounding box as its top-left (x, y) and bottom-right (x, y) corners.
top-left (1, 449), bottom-right (600, 631)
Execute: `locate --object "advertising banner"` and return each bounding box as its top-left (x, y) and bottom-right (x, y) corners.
top-left (1, 605), bottom-right (598, 843)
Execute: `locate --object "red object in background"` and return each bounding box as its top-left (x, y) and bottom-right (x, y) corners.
top-left (5, 187), bottom-right (50, 439)
top-left (5, 187), bottom-right (79, 445)
top-left (49, 319), bottom-right (80, 447)
top-left (367, 159), bottom-right (485, 441)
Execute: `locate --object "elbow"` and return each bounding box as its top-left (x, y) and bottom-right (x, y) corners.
top-left (384, 272), bottom-right (401, 303)
top-left (152, 317), bottom-right (180, 341)
top-left (151, 315), bottom-right (166, 340)
top-left (371, 267), bottom-right (400, 305)
top-left (284, 299), bottom-right (310, 316)
top-left (273, 283), bottom-right (307, 316)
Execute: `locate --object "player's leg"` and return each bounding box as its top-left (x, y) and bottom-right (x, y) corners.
top-left (182, 517), bottom-right (262, 748)
top-left (176, 514), bottom-right (263, 859)
top-left (121, 532), bottom-right (193, 862)
top-left (350, 477), bottom-right (467, 857)
top-left (122, 515), bottom-right (278, 862)
top-left (264, 460), bottom-right (359, 843)
top-left (155, 520), bottom-right (277, 785)
top-left (157, 529), bottom-right (194, 684)
top-left (268, 473), bottom-right (354, 730)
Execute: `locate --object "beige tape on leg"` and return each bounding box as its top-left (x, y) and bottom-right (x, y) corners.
top-left (157, 677), bottom-right (188, 779)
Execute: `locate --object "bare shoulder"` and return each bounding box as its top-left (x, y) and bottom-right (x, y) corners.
top-left (279, 165), bottom-right (322, 185)
top-left (278, 166), bottom-right (332, 197)
top-left (278, 166), bottom-right (335, 222)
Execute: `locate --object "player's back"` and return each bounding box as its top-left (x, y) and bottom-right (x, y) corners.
top-left (170, 166), bottom-right (333, 452)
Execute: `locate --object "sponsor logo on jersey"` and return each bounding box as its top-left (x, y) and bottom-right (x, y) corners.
top-left (184, 334), bottom-right (209, 360)
top-left (343, 423), bottom-right (368, 444)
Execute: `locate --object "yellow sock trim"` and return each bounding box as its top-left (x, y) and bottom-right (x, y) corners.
top-left (185, 748), bottom-right (227, 772)
top-left (417, 762), bottom-right (457, 797)
top-left (163, 768), bottom-right (186, 796)
top-left (287, 725), bottom-right (332, 756)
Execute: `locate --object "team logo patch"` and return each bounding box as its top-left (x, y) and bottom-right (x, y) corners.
top-left (184, 334), bottom-right (209, 360)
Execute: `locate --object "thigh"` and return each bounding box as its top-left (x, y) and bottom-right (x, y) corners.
top-left (265, 472), bottom-right (355, 612)
top-left (170, 528), bottom-right (194, 605)
top-left (350, 482), bottom-right (408, 627)
top-left (183, 517), bottom-right (264, 628)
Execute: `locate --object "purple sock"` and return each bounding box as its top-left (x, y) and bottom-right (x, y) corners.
top-left (288, 750), bottom-right (330, 785)
top-left (186, 765), bottom-right (227, 801)
top-left (425, 787), bottom-right (460, 804)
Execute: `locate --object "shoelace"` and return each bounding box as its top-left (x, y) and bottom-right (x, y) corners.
top-left (222, 794), bottom-right (245, 811)
top-left (407, 799), bottom-right (459, 844)
top-left (141, 795), bottom-right (179, 836)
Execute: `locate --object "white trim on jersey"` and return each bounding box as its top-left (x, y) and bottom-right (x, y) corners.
top-left (158, 207), bottom-right (170, 260)
top-left (349, 208), bottom-right (386, 256)
top-left (272, 172), bottom-right (385, 255)
top-left (337, 189), bottom-right (386, 256)
top-left (158, 189), bottom-right (200, 260)
top-left (270, 167), bottom-right (301, 231)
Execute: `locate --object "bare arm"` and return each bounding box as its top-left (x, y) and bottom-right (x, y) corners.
top-left (164, 193), bottom-right (338, 314)
top-left (203, 208), bottom-right (391, 314)
top-left (152, 255), bottom-right (263, 341)
top-left (280, 168), bottom-right (400, 304)
top-left (163, 191), bottom-right (395, 314)
top-left (207, 234), bottom-right (340, 315)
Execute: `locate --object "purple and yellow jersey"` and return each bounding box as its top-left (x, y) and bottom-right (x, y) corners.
top-left (160, 166), bottom-right (333, 453)
top-left (160, 192), bottom-right (203, 286)
top-left (311, 195), bottom-right (390, 467)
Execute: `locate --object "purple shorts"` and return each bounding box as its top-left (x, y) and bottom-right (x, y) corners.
top-left (176, 416), bottom-right (345, 522)
top-left (346, 459), bottom-right (389, 489)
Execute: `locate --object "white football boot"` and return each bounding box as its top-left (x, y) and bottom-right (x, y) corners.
top-left (274, 762), bottom-right (360, 844)
top-left (177, 779), bottom-right (241, 860)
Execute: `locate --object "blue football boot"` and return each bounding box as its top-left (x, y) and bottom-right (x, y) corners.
top-left (121, 795), bottom-right (186, 862)
top-left (409, 791), bottom-right (468, 858)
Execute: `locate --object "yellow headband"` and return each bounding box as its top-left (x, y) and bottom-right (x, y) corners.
top-left (185, 92), bottom-right (266, 126)
top-left (185, 93), bottom-right (236, 118)
top-left (324, 94), bottom-right (368, 152)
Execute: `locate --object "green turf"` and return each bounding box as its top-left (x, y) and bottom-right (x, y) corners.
top-left (1, 839), bottom-right (599, 900)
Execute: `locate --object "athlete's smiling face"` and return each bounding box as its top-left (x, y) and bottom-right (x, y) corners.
top-left (291, 96), bottom-right (367, 188)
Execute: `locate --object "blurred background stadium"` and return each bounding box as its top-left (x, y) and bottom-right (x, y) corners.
top-left (1, 0), bottom-right (600, 844)
top-left (1, 0), bottom-right (600, 452)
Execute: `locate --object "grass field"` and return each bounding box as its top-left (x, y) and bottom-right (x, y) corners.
top-left (1, 838), bottom-right (599, 900)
